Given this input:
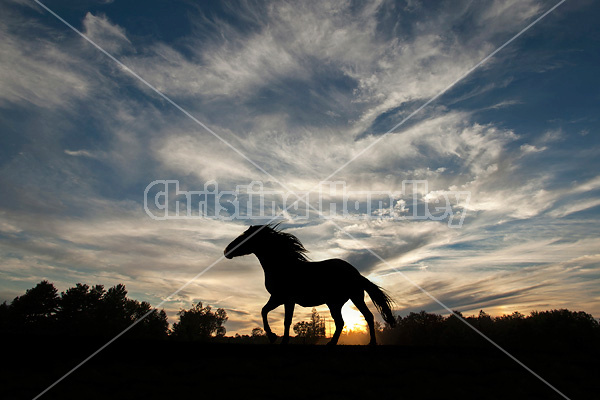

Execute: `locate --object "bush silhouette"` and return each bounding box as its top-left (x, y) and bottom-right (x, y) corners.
top-left (171, 302), bottom-right (228, 341)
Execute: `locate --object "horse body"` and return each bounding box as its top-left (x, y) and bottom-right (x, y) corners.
top-left (224, 224), bottom-right (396, 345)
top-left (261, 257), bottom-right (357, 304)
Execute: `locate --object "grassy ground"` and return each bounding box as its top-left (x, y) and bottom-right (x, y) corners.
top-left (3, 335), bottom-right (597, 399)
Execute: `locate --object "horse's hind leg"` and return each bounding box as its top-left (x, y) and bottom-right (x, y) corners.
top-left (351, 294), bottom-right (376, 345)
top-left (327, 303), bottom-right (345, 346)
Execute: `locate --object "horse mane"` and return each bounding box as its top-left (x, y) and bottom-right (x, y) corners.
top-left (257, 223), bottom-right (309, 262)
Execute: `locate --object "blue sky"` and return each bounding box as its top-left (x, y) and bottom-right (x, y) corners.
top-left (1, 0), bottom-right (599, 334)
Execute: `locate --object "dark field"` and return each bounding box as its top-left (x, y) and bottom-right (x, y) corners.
top-left (2, 335), bottom-right (598, 400)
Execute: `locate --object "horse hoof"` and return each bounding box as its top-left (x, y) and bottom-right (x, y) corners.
top-left (326, 341), bottom-right (338, 346)
top-left (267, 332), bottom-right (278, 344)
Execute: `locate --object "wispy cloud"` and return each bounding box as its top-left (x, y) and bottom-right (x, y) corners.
top-left (82, 12), bottom-right (133, 54)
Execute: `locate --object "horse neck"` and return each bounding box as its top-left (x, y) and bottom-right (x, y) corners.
top-left (254, 251), bottom-right (278, 272)
top-left (254, 250), bottom-right (299, 275)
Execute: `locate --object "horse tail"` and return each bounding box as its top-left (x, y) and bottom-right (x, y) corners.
top-left (362, 277), bottom-right (396, 327)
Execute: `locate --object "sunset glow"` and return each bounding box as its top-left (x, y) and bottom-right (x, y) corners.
top-left (341, 302), bottom-right (368, 333)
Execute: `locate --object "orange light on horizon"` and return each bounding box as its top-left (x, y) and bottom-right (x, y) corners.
top-left (341, 301), bottom-right (368, 333)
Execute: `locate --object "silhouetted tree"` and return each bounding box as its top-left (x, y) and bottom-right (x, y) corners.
top-left (525, 309), bottom-right (600, 349)
top-left (171, 302), bottom-right (228, 341)
top-left (98, 284), bottom-right (128, 333)
top-left (1, 281), bottom-right (169, 339)
top-left (441, 310), bottom-right (478, 346)
top-left (10, 280), bottom-right (59, 331)
top-left (399, 310), bottom-right (445, 345)
top-left (251, 327), bottom-right (265, 337)
top-left (293, 308), bottom-right (326, 343)
top-left (92, 284), bottom-right (170, 339)
top-left (489, 311), bottom-right (525, 347)
top-left (129, 300), bottom-right (169, 340)
top-left (0, 301), bottom-right (10, 332)
top-left (58, 283), bottom-right (105, 336)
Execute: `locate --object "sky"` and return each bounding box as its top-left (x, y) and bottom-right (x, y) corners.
top-left (1, 0), bottom-right (599, 335)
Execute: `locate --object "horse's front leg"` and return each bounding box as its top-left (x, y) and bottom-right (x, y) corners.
top-left (281, 302), bottom-right (295, 345)
top-left (327, 303), bottom-right (345, 346)
top-left (262, 296), bottom-right (282, 344)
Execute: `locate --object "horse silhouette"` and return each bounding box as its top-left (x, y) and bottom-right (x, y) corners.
top-left (224, 224), bottom-right (396, 345)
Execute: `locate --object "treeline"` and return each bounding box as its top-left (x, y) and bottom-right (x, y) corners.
top-left (242, 307), bottom-right (600, 348)
top-left (3, 281), bottom-right (599, 347)
top-left (376, 309), bottom-right (600, 349)
top-left (0, 280), bottom-right (227, 341)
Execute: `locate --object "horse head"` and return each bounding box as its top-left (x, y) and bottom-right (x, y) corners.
top-left (224, 223), bottom-right (309, 263)
top-left (224, 225), bottom-right (265, 259)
